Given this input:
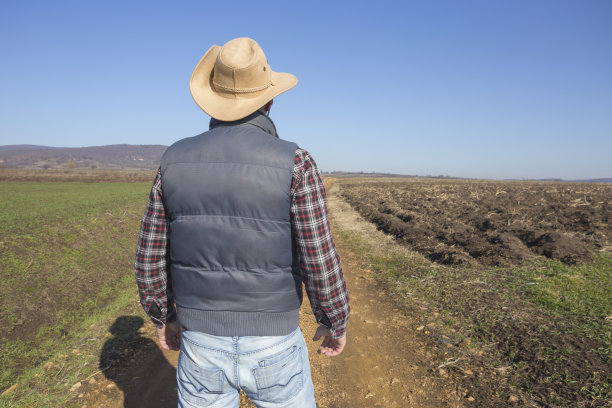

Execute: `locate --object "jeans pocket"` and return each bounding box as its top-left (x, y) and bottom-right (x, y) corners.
top-left (253, 344), bottom-right (304, 403)
top-left (177, 351), bottom-right (225, 406)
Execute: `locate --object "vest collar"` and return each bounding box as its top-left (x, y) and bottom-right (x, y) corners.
top-left (209, 111), bottom-right (279, 138)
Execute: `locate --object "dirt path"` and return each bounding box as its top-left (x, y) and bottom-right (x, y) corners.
top-left (77, 183), bottom-right (463, 407)
top-left (304, 227), bottom-right (463, 408)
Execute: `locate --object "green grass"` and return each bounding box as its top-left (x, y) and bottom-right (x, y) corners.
top-left (0, 181), bottom-right (152, 403)
top-left (0, 182), bottom-right (149, 238)
top-left (0, 284), bottom-right (144, 408)
top-left (511, 256), bottom-right (612, 344)
top-left (514, 256), bottom-right (611, 318)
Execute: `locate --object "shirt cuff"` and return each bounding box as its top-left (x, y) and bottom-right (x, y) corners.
top-left (330, 323), bottom-right (347, 339)
top-left (148, 302), bottom-right (177, 328)
top-left (318, 313), bottom-right (347, 339)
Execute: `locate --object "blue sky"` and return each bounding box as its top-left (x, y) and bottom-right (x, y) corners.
top-left (1, 1), bottom-right (611, 179)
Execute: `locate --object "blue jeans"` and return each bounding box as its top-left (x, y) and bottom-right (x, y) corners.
top-left (177, 327), bottom-right (316, 408)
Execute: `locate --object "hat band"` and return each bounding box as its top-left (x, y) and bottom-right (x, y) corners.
top-left (213, 80), bottom-right (272, 94)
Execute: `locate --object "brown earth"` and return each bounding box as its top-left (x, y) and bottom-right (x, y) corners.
top-left (73, 184), bottom-right (470, 407)
top-left (341, 179), bottom-right (612, 266)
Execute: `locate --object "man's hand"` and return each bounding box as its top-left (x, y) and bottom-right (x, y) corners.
top-left (156, 321), bottom-right (182, 351)
top-left (313, 324), bottom-right (346, 357)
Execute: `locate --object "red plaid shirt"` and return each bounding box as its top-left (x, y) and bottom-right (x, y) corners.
top-left (134, 148), bottom-right (349, 338)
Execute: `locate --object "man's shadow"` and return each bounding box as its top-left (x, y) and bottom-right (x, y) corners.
top-left (101, 316), bottom-right (178, 407)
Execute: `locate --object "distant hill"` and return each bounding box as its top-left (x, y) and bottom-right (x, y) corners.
top-left (0, 144), bottom-right (56, 151)
top-left (2, 147), bottom-right (609, 182)
top-left (0, 144), bottom-right (167, 170)
top-left (325, 172), bottom-right (611, 183)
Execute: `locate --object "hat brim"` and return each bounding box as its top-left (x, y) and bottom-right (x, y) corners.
top-left (189, 45), bottom-right (298, 121)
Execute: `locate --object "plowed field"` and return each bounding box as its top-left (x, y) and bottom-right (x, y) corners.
top-left (341, 179), bottom-right (612, 266)
top-left (339, 178), bottom-right (612, 407)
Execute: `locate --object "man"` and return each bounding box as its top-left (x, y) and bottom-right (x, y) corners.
top-left (134, 37), bottom-right (349, 407)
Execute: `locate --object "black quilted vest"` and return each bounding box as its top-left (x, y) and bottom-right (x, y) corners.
top-left (160, 112), bottom-right (301, 336)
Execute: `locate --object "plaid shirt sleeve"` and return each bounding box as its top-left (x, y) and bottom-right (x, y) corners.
top-left (134, 168), bottom-right (175, 328)
top-left (291, 148), bottom-right (350, 338)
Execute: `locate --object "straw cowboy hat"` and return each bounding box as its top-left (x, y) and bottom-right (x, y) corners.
top-left (189, 37), bottom-right (298, 121)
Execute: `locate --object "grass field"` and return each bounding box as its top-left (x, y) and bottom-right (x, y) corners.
top-left (0, 174), bottom-right (153, 407)
top-left (0, 168), bottom-right (156, 183)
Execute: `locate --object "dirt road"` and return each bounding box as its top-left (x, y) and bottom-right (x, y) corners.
top-left (77, 183), bottom-right (463, 407)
